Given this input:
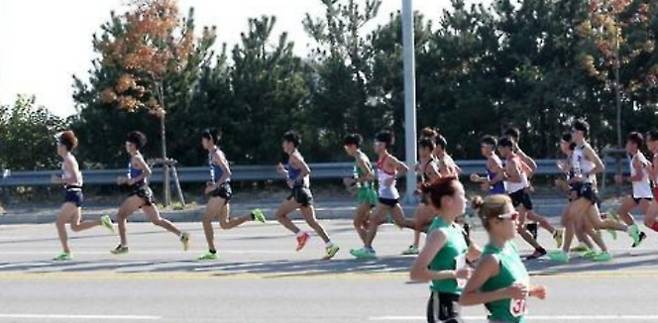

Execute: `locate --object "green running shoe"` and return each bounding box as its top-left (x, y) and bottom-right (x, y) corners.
top-left (323, 244), bottom-right (340, 260)
top-left (110, 244), bottom-right (129, 255)
top-left (251, 209), bottom-right (266, 223)
top-left (547, 250), bottom-right (569, 263)
top-left (632, 231), bottom-right (647, 248)
top-left (592, 251), bottom-right (612, 262)
top-left (401, 245), bottom-right (419, 255)
top-left (198, 251), bottom-right (218, 261)
top-left (52, 252), bottom-right (72, 261)
top-left (350, 247), bottom-right (377, 260)
top-left (100, 215), bottom-right (114, 233)
top-left (571, 243), bottom-right (589, 252)
top-left (180, 232), bottom-right (191, 251)
top-left (581, 249), bottom-right (597, 259)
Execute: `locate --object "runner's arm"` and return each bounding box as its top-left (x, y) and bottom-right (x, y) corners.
top-left (583, 146), bottom-right (605, 176)
top-left (410, 230), bottom-right (454, 282)
top-left (212, 151), bottom-right (231, 184)
top-left (458, 256), bottom-right (505, 305)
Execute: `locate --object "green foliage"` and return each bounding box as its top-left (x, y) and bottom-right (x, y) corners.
top-left (0, 95), bottom-right (64, 170)
top-left (62, 0), bottom-right (658, 168)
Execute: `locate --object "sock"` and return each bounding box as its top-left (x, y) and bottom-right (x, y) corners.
top-left (651, 222), bottom-right (658, 232)
top-left (296, 231), bottom-right (306, 238)
top-left (325, 241), bottom-right (334, 248)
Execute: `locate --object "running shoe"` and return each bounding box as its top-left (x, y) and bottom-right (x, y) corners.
top-left (100, 215), bottom-right (114, 233)
top-left (401, 245), bottom-right (419, 255)
top-left (350, 247), bottom-right (377, 260)
top-left (251, 209), bottom-right (266, 223)
top-left (197, 251), bottom-right (218, 261)
top-left (296, 232), bottom-right (310, 251)
top-left (553, 229), bottom-right (564, 248)
top-left (110, 244), bottom-right (129, 255)
top-left (632, 231), bottom-right (647, 248)
top-left (525, 247), bottom-right (547, 260)
top-left (180, 232), bottom-right (191, 251)
top-left (571, 243), bottom-right (589, 252)
top-left (591, 251), bottom-right (612, 262)
top-left (581, 249), bottom-right (597, 259)
top-left (323, 244), bottom-right (340, 260)
top-left (52, 252), bottom-right (72, 261)
top-left (547, 250), bottom-right (569, 263)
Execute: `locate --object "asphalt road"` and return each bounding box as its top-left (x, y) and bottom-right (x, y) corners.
top-left (1, 217), bottom-right (658, 323)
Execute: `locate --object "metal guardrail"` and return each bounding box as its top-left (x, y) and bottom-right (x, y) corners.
top-left (0, 159), bottom-right (626, 187)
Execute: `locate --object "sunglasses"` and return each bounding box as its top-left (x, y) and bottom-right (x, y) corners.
top-left (496, 211), bottom-right (519, 221)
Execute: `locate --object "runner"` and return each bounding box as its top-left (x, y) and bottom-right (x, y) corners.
top-left (197, 129), bottom-right (266, 261)
top-left (642, 130), bottom-right (658, 234)
top-left (506, 129), bottom-right (564, 245)
top-left (51, 131), bottom-right (114, 261)
top-left (556, 133), bottom-right (598, 254)
top-left (350, 130), bottom-right (415, 260)
top-left (613, 131), bottom-right (649, 247)
top-left (549, 120), bottom-right (637, 262)
top-left (409, 176), bottom-right (480, 323)
top-left (497, 137), bottom-right (550, 260)
top-left (343, 133), bottom-right (378, 245)
top-left (504, 128), bottom-right (539, 239)
top-left (273, 130), bottom-right (340, 259)
top-left (459, 194), bottom-right (547, 323)
top-left (110, 131), bottom-right (190, 255)
top-left (402, 136), bottom-right (440, 255)
top-left (470, 135), bottom-right (505, 195)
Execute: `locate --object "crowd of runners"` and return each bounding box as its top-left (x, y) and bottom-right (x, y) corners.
top-left (3, 117), bottom-right (658, 322)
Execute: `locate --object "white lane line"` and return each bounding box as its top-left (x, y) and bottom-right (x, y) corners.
top-left (370, 315), bottom-right (658, 321)
top-left (0, 314), bottom-right (160, 320)
top-left (0, 250), bottom-right (292, 255)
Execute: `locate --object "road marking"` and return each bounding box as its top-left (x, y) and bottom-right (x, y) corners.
top-left (370, 315), bottom-right (658, 321)
top-left (2, 269), bottom-right (658, 282)
top-left (0, 314), bottom-right (160, 320)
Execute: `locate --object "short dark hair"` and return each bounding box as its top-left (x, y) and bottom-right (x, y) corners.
top-left (420, 176), bottom-right (460, 209)
top-left (343, 133), bottom-right (363, 147)
top-left (572, 119), bottom-right (590, 137)
top-left (283, 130), bottom-right (301, 147)
top-left (480, 135), bottom-right (497, 147)
top-left (498, 136), bottom-right (514, 148)
top-left (201, 128), bottom-right (220, 143)
top-left (504, 127), bottom-right (521, 141)
top-left (435, 134), bottom-right (447, 150)
top-left (627, 131), bottom-right (644, 148)
top-left (647, 130), bottom-right (658, 142)
top-left (561, 132), bottom-right (572, 142)
top-left (127, 131), bottom-right (147, 150)
top-left (419, 137), bottom-right (436, 151)
top-left (420, 127), bottom-right (438, 139)
top-left (375, 130), bottom-right (394, 147)
top-left (58, 130), bottom-right (78, 151)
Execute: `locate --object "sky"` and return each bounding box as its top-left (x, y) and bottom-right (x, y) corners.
top-left (0, 0), bottom-right (468, 117)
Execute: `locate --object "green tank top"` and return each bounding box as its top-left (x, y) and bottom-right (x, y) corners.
top-left (353, 152), bottom-right (374, 189)
top-left (428, 217), bottom-right (468, 294)
top-left (481, 242), bottom-right (529, 323)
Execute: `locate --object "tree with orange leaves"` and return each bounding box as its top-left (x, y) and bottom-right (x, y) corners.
top-left (74, 0), bottom-right (216, 205)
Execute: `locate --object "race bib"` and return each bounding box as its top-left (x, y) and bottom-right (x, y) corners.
top-left (455, 254), bottom-right (467, 288)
